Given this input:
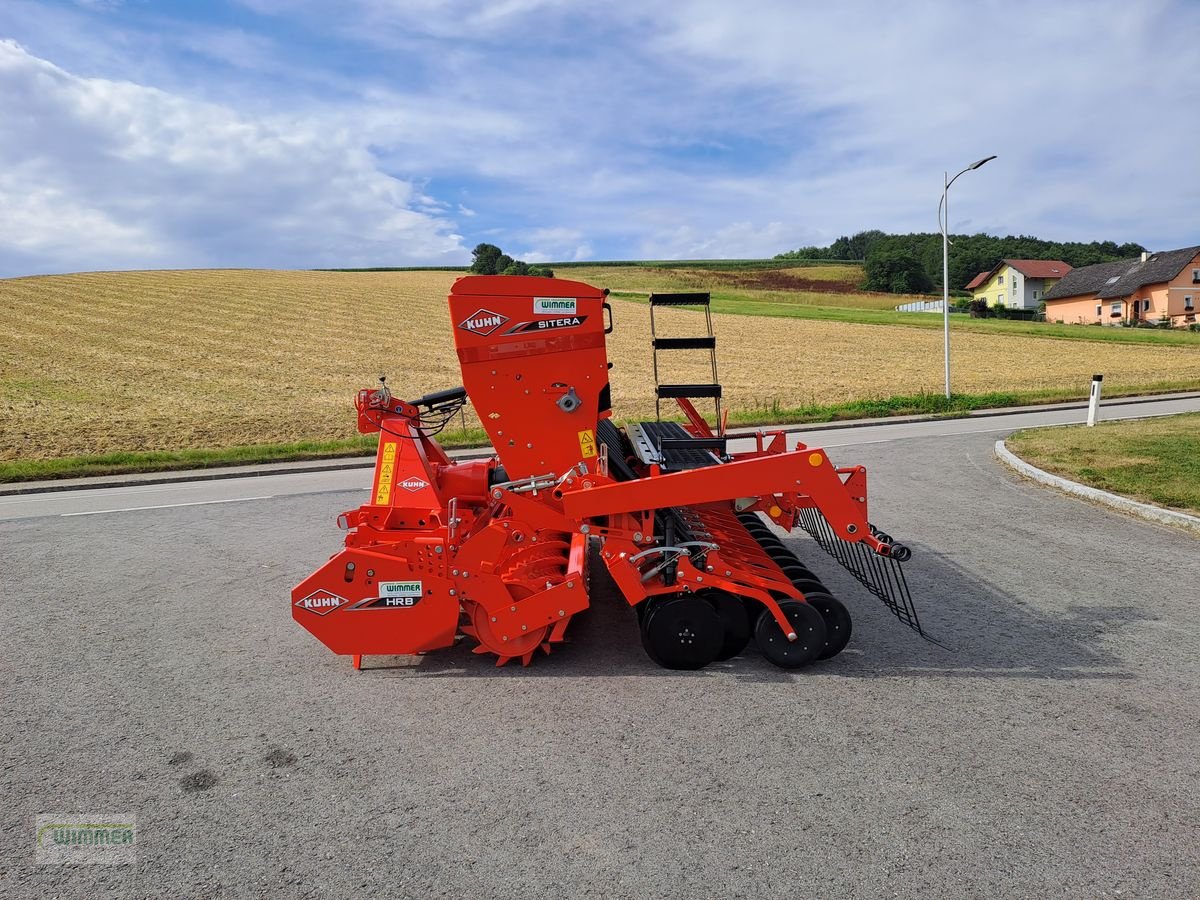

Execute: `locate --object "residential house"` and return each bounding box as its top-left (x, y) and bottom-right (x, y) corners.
top-left (1042, 246), bottom-right (1200, 327)
top-left (968, 259), bottom-right (1072, 309)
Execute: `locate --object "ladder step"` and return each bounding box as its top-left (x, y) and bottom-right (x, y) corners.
top-left (652, 336), bottom-right (716, 350)
top-left (658, 437), bottom-right (727, 453)
top-left (656, 383), bottom-right (723, 399)
top-left (649, 292), bottom-right (711, 307)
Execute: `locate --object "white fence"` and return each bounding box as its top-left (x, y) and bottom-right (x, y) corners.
top-left (895, 300), bottom-right (945, 313)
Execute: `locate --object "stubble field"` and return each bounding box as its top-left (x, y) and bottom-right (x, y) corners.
top-left (3, 268), bottom-right (1200, 462)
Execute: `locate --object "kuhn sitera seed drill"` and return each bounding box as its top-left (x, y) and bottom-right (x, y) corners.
top-left (292, 275), bottom-right (924, 670)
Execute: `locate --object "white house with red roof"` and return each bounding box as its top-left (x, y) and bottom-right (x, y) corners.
top-left (967, 259), bottom-right (1072, 310)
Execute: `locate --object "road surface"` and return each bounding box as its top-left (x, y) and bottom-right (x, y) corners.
top-left (2, 396), bottom-right (1198, 898)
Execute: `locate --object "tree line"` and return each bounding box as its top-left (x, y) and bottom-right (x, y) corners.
top-left (776, 231), bottom-right (1146, 294)
top-left (469, 244), bottom-right (554, 277)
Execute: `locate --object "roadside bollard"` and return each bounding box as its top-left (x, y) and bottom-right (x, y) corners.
top-left (1086, 374), bottom-right (1103, 427)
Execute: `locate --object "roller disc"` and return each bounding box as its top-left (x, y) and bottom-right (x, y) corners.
top-left (803, 591), bottom-right (853, 660)
top-left (754, 600), bottom-right (826, 669)
top-left (780, 560), bottom-right (816, 579)
top-left (742, 598), bottom-right (763, 629)
top-left (703, 589), bottom-right (751, 661)
top-left (638, 599), bottom-right (664, 665)
top-left (640, 594), bottom-right (723, 670)
top-left (757, 534), bottom-right (788, 554)
top-left (788, 575), bottom-right (830, 598)
top-left (744, 523), bottom-right (775, 540)
top-left (763, 544), bottom-right (797, 564)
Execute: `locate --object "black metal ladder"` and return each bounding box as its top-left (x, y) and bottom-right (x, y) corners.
top-left (649, 291), bottom-right (723, 428)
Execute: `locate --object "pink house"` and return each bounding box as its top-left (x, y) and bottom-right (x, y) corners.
top-left (1043, 246), bottom-right (1200, 327)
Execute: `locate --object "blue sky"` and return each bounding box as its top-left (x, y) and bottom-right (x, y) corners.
top-left (1, 0), bottom-right (1197, 275)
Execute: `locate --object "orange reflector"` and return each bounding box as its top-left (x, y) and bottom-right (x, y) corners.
top-left (808, 452), bottom-right (823, 467)
top-left (769, 504), bottom-right (782, 517)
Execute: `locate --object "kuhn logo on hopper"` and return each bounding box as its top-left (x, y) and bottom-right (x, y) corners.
top-left (400, 478), bottom-right (429, 492)
top-left (459, 309), bottom-right (509, 336)
top-left (294, 589), bottom-right (349, 616)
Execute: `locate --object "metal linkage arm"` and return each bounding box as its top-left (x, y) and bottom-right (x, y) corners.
top-left (561, 447), bottom-right (870, 542)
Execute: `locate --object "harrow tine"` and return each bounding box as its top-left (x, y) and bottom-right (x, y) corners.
top-left (794, 508), bottom-right (933, 641)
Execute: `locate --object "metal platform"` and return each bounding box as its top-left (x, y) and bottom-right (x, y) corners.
top-left (624, 421), bottom-right (725, 471)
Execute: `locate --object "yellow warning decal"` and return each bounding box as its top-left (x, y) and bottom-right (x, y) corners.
top-left (375, 442), bottom-right (397, 505)
top-left (577, 428), bottom-right (597, 458)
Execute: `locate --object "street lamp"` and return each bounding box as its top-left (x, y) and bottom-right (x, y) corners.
top-left (938, 155), bottom-right (996, 399)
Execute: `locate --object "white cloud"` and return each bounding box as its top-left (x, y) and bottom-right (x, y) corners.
top-left (1, 0), bottom-right (1197, 275)
top-left (511, 227), bottom-right (594, 263)
top-left (0, 39), bottom-right (468, 275)
top-left (638, 221), bottom-right (791, 261)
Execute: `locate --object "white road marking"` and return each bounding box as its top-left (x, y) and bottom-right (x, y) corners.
top-left (4, 482), bottom-right (221, 505)
top-left (61, 495), bottom-right (274, 517)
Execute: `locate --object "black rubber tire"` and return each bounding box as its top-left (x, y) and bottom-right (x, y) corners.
top-left (704, 590), bottom-right (751, 661)
top-left (802, 591), bottom-right (853, 660)
top-left (638, 599), bottom-right (664, 665)
top-left (754, 600), bottom-right (826, 669)
top-left (640, 594), bottom-right (723, 670)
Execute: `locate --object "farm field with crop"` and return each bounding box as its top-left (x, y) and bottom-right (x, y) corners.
top-left (3, 266), bottom-right (1200, 477)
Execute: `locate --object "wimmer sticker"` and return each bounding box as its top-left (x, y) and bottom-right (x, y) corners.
top-left (348, 581), bottom-right (424, 610)
top-left (533, 297), bottom-right (577, 315)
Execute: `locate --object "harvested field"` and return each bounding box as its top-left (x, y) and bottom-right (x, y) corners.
top-left (3, 268), bottom-right (1200, 461)
top-left (565, 264), bottom-right (917, 310)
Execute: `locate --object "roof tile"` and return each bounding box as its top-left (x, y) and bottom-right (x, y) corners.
top-left (1002, 259), bottom-right (1073, 279)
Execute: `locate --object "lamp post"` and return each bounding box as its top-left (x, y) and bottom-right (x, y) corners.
top-left (938, 155), bottom-right (996, 399)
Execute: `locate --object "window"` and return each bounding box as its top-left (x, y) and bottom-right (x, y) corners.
top-left (998, 293), bottom-right (1005, 306)
top-left (1186, 295), bottom-right (1195, 311)
top-left (1012, 276), bottom-right (1017, 290)
top-left (1143, 299), bottom-right (1151, 312)
top-left (1192, 268), bottom-right (1200, 284)
top-left (1096, 304), bottom-right (1102, 316)
top-left (1033, 290), bottom-right (1039, 300)
top-left (1111, 301), bottom-right (1122, 317)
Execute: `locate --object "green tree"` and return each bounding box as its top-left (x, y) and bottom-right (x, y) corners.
top-left (862, 243), bottom-right (933, 293)
top-left (469, 243), bottom-right (555, 277)
top-left (469, 243), bottom-right (503, 274)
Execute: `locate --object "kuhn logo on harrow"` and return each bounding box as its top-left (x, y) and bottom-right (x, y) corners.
top-left (294, 589), bottom-right (348, 616)
top-left (400, 478), bottom-right (428, 492)
top-left (458, 309), bottom-right (508, 336)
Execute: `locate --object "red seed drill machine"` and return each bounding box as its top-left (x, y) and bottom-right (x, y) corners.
top-left (292, 275), bottom-right (923, 670)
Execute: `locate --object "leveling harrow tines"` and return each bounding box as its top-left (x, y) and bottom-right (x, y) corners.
top-left (292, 275), bottom-right (924, 670)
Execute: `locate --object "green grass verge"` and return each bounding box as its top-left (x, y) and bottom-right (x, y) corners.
top-left (610, 291), bottom-right (1200, 346)
top-left (5, 386), bottom-right (1197, 485)
top-left (0, 428), bottom-right (490, 484)
top-left (1007, 412), bottom-right (1200, 514)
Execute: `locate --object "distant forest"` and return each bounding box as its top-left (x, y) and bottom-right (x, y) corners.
top-left (776, 231), bottom-right (1147, 294)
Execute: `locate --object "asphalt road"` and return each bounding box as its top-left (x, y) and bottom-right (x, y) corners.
top-left (2, 398), bottom-right (1198, 898)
